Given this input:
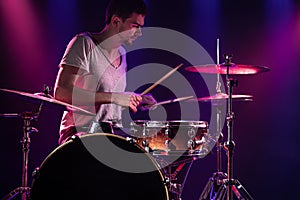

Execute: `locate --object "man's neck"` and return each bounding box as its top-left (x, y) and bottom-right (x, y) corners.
top-left (94, 26), bottom-right (122, 53)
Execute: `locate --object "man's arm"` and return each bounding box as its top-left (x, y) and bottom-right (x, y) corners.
top-left (54, 64), bottom-right (141, 112)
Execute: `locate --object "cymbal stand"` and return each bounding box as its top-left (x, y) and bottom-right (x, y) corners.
top-left (199, 99), bottom-right (228, 199)
top-left (199, 39), bottom-right (227, 200)
top-left (199, 54), bottom-right (254, 200)
top-left (214, 55), bottom-right (253, 200)
top-left (1, 103), bottom-right (43, 200)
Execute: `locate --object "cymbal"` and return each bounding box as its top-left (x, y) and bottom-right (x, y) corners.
top-left (0, 88), bottom-right (95, 115)
top-left (185, 63), bottom-right (270, 75)
top-left (194, 93), bottom-right (253, 102)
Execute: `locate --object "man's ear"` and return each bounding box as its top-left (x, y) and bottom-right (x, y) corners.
top-left (111, 15), bottom-right (121, 26)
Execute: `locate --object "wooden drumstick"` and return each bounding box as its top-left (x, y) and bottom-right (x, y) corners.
top-left (141, 63), bottom-right (183, 95)
top-left (154, 96), bottom-right (194, 106)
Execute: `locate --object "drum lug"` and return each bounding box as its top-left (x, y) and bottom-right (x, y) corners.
top-left (141, 139), bottom-right (150, 152)
top-left (70, 135), bottom-right (79, 141)
top-left (125, 137), bottom-right (136, 144)
top-left (163, 176), bottom-right (170, 186)
top-left (188, 128), bottom-right (196, 138)
top-left (142, 139), bottom-right (149, 147)
top-left (187, 128), bottom-right (197, 149)
top-left (169, 183), bottom-right (182, 196)
top-left (165, 128), bottom-right (170, 137)
top-left (195, 137), bottom-right (205, 145)
top-left (187, 139), bottom-right (195, 149)
top-left (130, 126), bottom-right (137, 136)
top-left (32, 167), bottom-right (40, 180)
top-left (165, 139), bottom-right (176, 150)
top-left (142, 126), bottom-right (146, 136)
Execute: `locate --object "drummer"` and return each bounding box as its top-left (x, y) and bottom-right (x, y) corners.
top-left (53, 0), bottom-right (156, 145)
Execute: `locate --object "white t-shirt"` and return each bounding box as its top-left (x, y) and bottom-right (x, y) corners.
top-left (58, 32), bottom-right (127, 142)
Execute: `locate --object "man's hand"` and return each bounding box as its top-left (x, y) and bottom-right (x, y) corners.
top-left (138, 93), bottom-right (157, 111)
top-left (112, 92), bottom-right (142, 113)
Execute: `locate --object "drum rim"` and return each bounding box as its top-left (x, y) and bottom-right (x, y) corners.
top-left (131, 120), bottom-right (208, 128)
top-left (167, 120), bottom-right (208, 128)
top-left (131, 120), bottom-right (168, 127)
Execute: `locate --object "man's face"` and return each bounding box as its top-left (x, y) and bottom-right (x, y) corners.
top-left (117, 13), bottom-right (145, 45)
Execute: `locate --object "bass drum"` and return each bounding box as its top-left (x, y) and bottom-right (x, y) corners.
top-left (30, 133), bottom-right (169, 200)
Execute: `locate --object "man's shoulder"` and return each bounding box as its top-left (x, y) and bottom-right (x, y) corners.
top-left (73, 32), bottom-right (91, 40)
top-left (69, 32), bottom-right (95, 48)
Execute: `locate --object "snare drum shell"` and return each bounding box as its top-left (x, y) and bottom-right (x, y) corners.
top-left (130, 120), bottom-right (208, 152)
top-left (30, 133), bottom-right (169, 200)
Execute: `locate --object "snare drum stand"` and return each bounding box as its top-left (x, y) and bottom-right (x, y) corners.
top-left (164, 159), bottom-right (194, 200)
top-left (1, 104), bottom-right (42, 200)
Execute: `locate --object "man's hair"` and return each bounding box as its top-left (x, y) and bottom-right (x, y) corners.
top-left (105, 0), bottom-right (147, 24)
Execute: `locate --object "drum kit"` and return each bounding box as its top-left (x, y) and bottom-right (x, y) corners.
top-left (0, 55), bottom-right (270, 200)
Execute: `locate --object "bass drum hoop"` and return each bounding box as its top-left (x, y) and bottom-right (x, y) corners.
top-left (30, 133), bottom-right (169, 200)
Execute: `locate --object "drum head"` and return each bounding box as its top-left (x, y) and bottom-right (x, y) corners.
top-left (30, 133), bottom-right (169, 200)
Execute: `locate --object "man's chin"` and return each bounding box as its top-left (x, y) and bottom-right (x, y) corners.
top-left (124, 40), bottom-right (134, 46)
top-left (125, 37), bottom-right (138, 46)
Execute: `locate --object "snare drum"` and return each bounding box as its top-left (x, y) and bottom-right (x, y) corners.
top-left (130, 120), bottom-right (209, 157)
top-left (130, 120), bottom-right (169, 151)
top-left (30, 133), bottom-right (169, 200)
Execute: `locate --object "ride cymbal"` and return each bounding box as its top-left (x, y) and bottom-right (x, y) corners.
top-left (0, 88), bottom-right (95, 115)
top-left (185, 63), bottom-right (270, 75)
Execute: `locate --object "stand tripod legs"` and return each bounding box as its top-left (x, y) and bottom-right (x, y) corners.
top-left (1, 187), bottom-right (31, 200)
top-left (1, 111), bottom-right (39, 200)
top-left (199, 174), bottom-right (253, 200)
top-left (199, 172), bottom-right (227, 200)
top-left (215, 179), bottom-right (254, 200)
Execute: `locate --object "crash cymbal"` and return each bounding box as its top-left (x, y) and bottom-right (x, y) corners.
top-left (194, 93), bottom-right (253, 102)
top-left (0, 88), bottom-right (95, 115)
top-left (185, 63), bottom-right (270, 75)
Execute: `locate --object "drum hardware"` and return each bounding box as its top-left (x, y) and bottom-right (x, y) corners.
top-left (164, 167), bottom-right (183, 200)
top-left (0, 102), bottom-right (43, 200)
top-left (197, 54), bottom-right (257, 200)
top-left (199, 104), bottom-right (229, 200)
top-left (220, 55), bottom-right (254, 200)
top-left (162, 176), bottom-right (182, 200)
top-left (155, 156), bottom-right (194, 200)
top-left (198, 67), bottom-right (228, 199)
top-left (0, 86), bottom-right (94, 115)
top-left (0, 85), bottom-right (94, 200)
top-left (130, 120), bottom-right (209, 158)
top-left (141, 138), bottom-right (150, 153)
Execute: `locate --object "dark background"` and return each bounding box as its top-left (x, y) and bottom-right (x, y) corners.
top-left (1, 0), bottom-right (300, 199)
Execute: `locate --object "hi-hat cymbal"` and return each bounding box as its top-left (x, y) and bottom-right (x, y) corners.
top-left (193, 93), bottom-right (253, 102)
top-left (0, 88), bottom-right (95, 115)
top-left (185, 63), bottom-right (270, 75)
